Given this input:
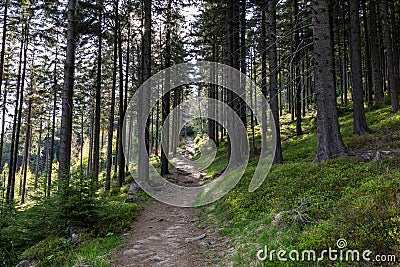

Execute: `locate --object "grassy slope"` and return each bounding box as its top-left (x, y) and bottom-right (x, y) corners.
top-left (198, 105), bottom-right (400, 266)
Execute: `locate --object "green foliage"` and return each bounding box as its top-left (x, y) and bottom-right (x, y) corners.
top-left (20, 233), bottom-right (121, 267)
top-left (198, 105), bottom-right (400, 266)
top-left (94, 199), bottom-right (141, 236)
top-left (0, 176), bottom-right (141, 266)
top-left (20, 237), bottom-right (73, 267)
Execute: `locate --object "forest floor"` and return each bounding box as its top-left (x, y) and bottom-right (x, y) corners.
top-left (108, 138), bottom-right (232, 267)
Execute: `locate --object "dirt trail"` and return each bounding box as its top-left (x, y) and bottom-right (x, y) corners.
top-left (109, 138), bottom-right (229, 267)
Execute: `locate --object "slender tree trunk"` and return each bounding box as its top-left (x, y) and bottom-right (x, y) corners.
top-left (361, 0), bottom-right (373, 105)
top-left (161, 0), bottom-right (172, 177)
top-left (138, 0), bottom-right (151, 184)
top-left (294, 0), bottom-right (303, 136)
top-left (105, 11), bottom-right (118, 191)
top-left (86, 111), bottom-right (94, 176)
top-left (0, 0), bottom-right (9, 100)
top-left (389, 1), bottom-right (400, 97)
top-left (312, 0), bottom-right (348, 161)
top-left (7, 24), bottom-right (28, 203)
top-left (349, 0), bottom-right (370, 135)
top-left (21, 99), bottom-right (32, 204)
top-left (239, 0), bottom-right (247, 125)
top-left (58, 0), bottom-right (77, 194)
top-left (208, 41), bottom-right (216, 144)
top-left (268, 0), bottom-right (283, 164)
top-left (383, 0), bottom-right (399, 113)
top-left (261, 8), bottom-right (268, 151)
top-left (47, 43), bottom-right (58, 197)
top-left (117, 0), bottom-right (125, 187)
top-left (125, 24), bottom-right (130, 172)
top-left (80, 111), bottom-right (84, 181)
top-left (342, 7), bottom-right (349, 105)
top-left (0, 83), bottom-right (7, 173)
top-left (92, 0), bottom-right (103, 186)
top-left (369, 0), bottom-right (384, 103)
top-left (34, 120), bottom-right (42, 190)
top-left (6, 26), bottom-right (24, 203)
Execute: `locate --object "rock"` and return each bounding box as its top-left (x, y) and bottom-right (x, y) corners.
top-left (185, 233), bottom-right (206, 243)
top-left (123, 249), bottom-right (141, 256)
top-left (71, 233), bottom-right (79, 243)
top-left (214, 228), bottom-right (224, 235)
top-left (15, 260), bottom-right (34, 267)
top-left (124, 195), bottom-right (138, 203)
top-left (198, 241), bottom-right (209, 249)
top-left (67, 226), bottom-right (87, 243)
top-left (360, 152), bottom-right (373, 160)
top-left (372, 151), bottom-right (383, 162)
top-left (128, 183), bottom-right (140, 195)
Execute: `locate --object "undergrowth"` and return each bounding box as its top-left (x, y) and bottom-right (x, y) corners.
top-left (198, 104), bottom-right (400, 266)
top-left (0, 181), bottom-right (145, 267)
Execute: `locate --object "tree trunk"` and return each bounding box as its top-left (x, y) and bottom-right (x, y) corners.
top-left (369, 0), bottom-right (384, 103)
top-left (312, 0), bottom-right (348, 161)
top-left (161, 0), bottom-right (172, 177)
top-left (383, 0), bottom-right (399, 113)
top-left (117, 0), bottom-right (125, 187)
top-left (268, 0), bottom-right (283, 164)
top-left (92, 0), bottom-right (103, 186)
top-left (138, 0), bottom-right (151, 184)
top-left (7, 24), bottom-right (28, 203)
top-left (34, 120), bottom-right (42, 190)
top-left (58, 0), bottom-right (77, 193)
top-left (125, 23), bottom-right (130, 172)
top-left (0, 0), bottom-right (8, 101)
top-left (21, 99), bottom-right (32, 204)
top-left (349, 0), bottom-right (370, 135)
top-left (294, 0), bottom-right (303, 136)
top-left (0, 83), bottom-right (7, 173)
top-left (47, 43), bottom-right (58, 197)
top-left (105, 10), bottom-right (118, 190)
top-left (261, 8), bottom-right (268, 151)
top-left (361, 0), bottom-right (373, 105)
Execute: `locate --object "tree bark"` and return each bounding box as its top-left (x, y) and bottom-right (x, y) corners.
top-left (92, 0), bottom-right (103, 186)
top-left (0, 0), bottom-right (8, 101)
top-left (361, 0), bottom-right (373, 105)
top-left (58, 0), bottom-right (77, 193)
top-left (383, 0), bottom-right (399, 113)
top-left (117, 0), bottom-right (125, 187)
top-left (34, 120), bottom-right (42, 190)
top-left (161, 0), bottom-right (172, 177)
top-left (105, 8), bottom-right (118, 190)
top-left (0, 83), bottom-right (7, 173)
top-left (369, 0), bottom-right (384, 103)
top-left (47, 43), bottom-right (58, 197)
top-left (349, 0), bottom-right (370, 135)
top-left (138, 0), bottom-right (151, 184)
top-left (21, 99), bottom-right (32, 204)
top-left (268, 0), bottom-right (283, 164)
top-left (312, 0), bottom-right (348, 161)
top-left (294, 0), bottom-right (303, 136)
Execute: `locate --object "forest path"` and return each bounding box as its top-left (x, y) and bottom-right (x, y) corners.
top-left (109, 137), bottom-right (227, 267)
